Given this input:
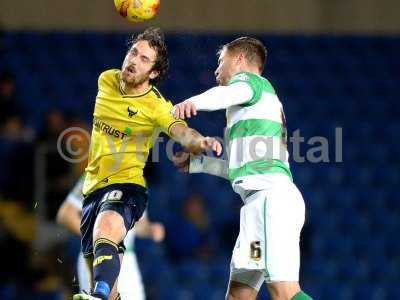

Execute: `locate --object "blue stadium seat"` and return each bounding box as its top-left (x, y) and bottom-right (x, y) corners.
top-left (176, 260), bottom-right (210, 286)
top-left (318, 282), bottom-right (353, 300)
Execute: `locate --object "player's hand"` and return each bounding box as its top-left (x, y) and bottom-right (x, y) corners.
top-left (150, 222), bottom-right (165, 242)
top-left (172, 151), bottom-right (190, 172)
top-left (201, 137), bottom-right (222, 156)
top-left (173, 101), bottom-right (197, 119)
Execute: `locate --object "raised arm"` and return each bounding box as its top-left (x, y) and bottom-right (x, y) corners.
top-left (173, 82), bottom-right (253, 119)
top-left (152, 99), bottom-right (222, 156)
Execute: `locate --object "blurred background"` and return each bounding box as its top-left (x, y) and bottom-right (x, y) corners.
top-left (0, 0), bottom-right (399, 299)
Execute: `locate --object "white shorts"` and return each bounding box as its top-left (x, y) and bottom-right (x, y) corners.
top-left (230, 180), bottom-right (305, 291)
top-left (77, 250), bottom-right (145, 300)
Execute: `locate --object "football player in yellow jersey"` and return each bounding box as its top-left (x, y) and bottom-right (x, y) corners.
top-left (73, 28), bottom-right (221, 300)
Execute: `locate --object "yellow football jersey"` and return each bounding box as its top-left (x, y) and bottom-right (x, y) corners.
top-left (83, 69), bottom-right (185, 195)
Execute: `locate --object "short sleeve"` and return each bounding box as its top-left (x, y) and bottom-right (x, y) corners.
top-left (153, 100), bottom-right (187, 136)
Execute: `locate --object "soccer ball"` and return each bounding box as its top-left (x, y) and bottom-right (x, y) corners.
top-left (114, 0), bottom-right (160, 22)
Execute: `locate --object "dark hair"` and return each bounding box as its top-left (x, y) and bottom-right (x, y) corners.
top-left (128, 27), bottom-right (169, 86)
top-left (220, 37), bottom-right (267, 72)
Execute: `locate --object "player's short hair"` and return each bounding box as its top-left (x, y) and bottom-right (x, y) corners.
top-left (129, 27), bottom-right (169, 86)
top-left (220, 37), bottom-right (267, 72)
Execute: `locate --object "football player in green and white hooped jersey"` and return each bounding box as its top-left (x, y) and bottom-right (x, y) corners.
top-left (173, 37), bottom-right (313, 300)
top-left (56, 176), bottom-right (165, 300)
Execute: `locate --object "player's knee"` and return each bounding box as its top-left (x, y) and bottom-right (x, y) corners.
top-left (225, 293), bottom-right (237, 300)
top-left (225, 290), bottom-right (241, 300)
top-left (226, 281), bottom-right (257, 300)
top-left (225, 291), bottom-right (256, 300)
top-left (93, 211), bottom-right (126, 242)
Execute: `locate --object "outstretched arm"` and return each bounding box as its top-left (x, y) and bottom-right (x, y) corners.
top-left (173, 82), bottom-right (253, 119)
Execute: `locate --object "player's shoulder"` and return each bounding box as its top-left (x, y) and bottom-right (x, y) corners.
top-left (98, 69), bottom-right (120, 86)
top-left (99, 69), bottom-right (120, 79)
top-left (150, 87), bottom-right (173, 106)
top-left (230, 71), bottom-right (275, 95)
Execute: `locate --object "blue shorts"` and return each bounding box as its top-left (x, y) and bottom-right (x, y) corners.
top-left (80, 183), bottom-right (148, 258)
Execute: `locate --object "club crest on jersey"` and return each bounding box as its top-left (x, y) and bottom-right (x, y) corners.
top-left (127, 106), bottom-right (138, 117)
top-left (237, 73), bottom-right (249, 81)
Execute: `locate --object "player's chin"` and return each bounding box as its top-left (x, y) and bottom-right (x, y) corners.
top-left (216, 77), bottom-right (226, 86)
top-left (122, 74), bottom-right (137, 84)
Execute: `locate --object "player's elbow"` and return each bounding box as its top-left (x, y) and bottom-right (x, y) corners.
top-left (169, 122), bottom-right (186, 140)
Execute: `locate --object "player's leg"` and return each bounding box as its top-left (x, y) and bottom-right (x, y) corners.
top-left (263, 182), bottom-right (312, 300)
top-left (91, 210), bottom-right (126, 300)
top-left (107, 253), bottom-right (124, 300)
top-left (91, 185), bottom-right (148, 300)
top-left (77, 252), bottom-right (91, 292)
top-left (118, 229), bottom-right (146, 300)
top-left (266, 282), bottom-right (314, 300)
top-left (225, 274), bottom-right (262, 300)
top-left (74, 185), bottom-right (147, 300)
top-left (82, 247), bottom-right (123, 299)
top-left (78, 227), bottom-right (123, 300)
top-left (74, 193), bottom-right (101, 299)
top-left (266, 282), bottom-right (301, 300)
top-left (77, 255), bottom-right (126, 300)
top-left (225, 193), bottom-right (267, 300)
top-left (82, 254), bottom-right (94, 291)
top-left (118, 250), bottom-right (146, 300)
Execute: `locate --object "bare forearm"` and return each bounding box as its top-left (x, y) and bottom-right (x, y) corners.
top-left (170, 123), bottom-right (222, 155)
top-left (170, 124), bottom-right (204, 154)
top-left (58, 215), bottom-right (81, 236)
top-left (56, 202), bottom-right (81, 236)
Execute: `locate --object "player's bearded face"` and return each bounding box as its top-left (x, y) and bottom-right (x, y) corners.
top-left (121, 40), bottom-right (157, 86)
top-left (215, 49), bottom-right (238, 86)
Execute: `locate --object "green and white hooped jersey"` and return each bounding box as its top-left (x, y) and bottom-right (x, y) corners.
top-left (226, 72), bottom-right (292, 194)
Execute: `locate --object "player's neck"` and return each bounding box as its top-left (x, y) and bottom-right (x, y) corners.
top-left (121, 80), bottom-right (152, 96)
top-left (239, 65), bottom-right (261, 76)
